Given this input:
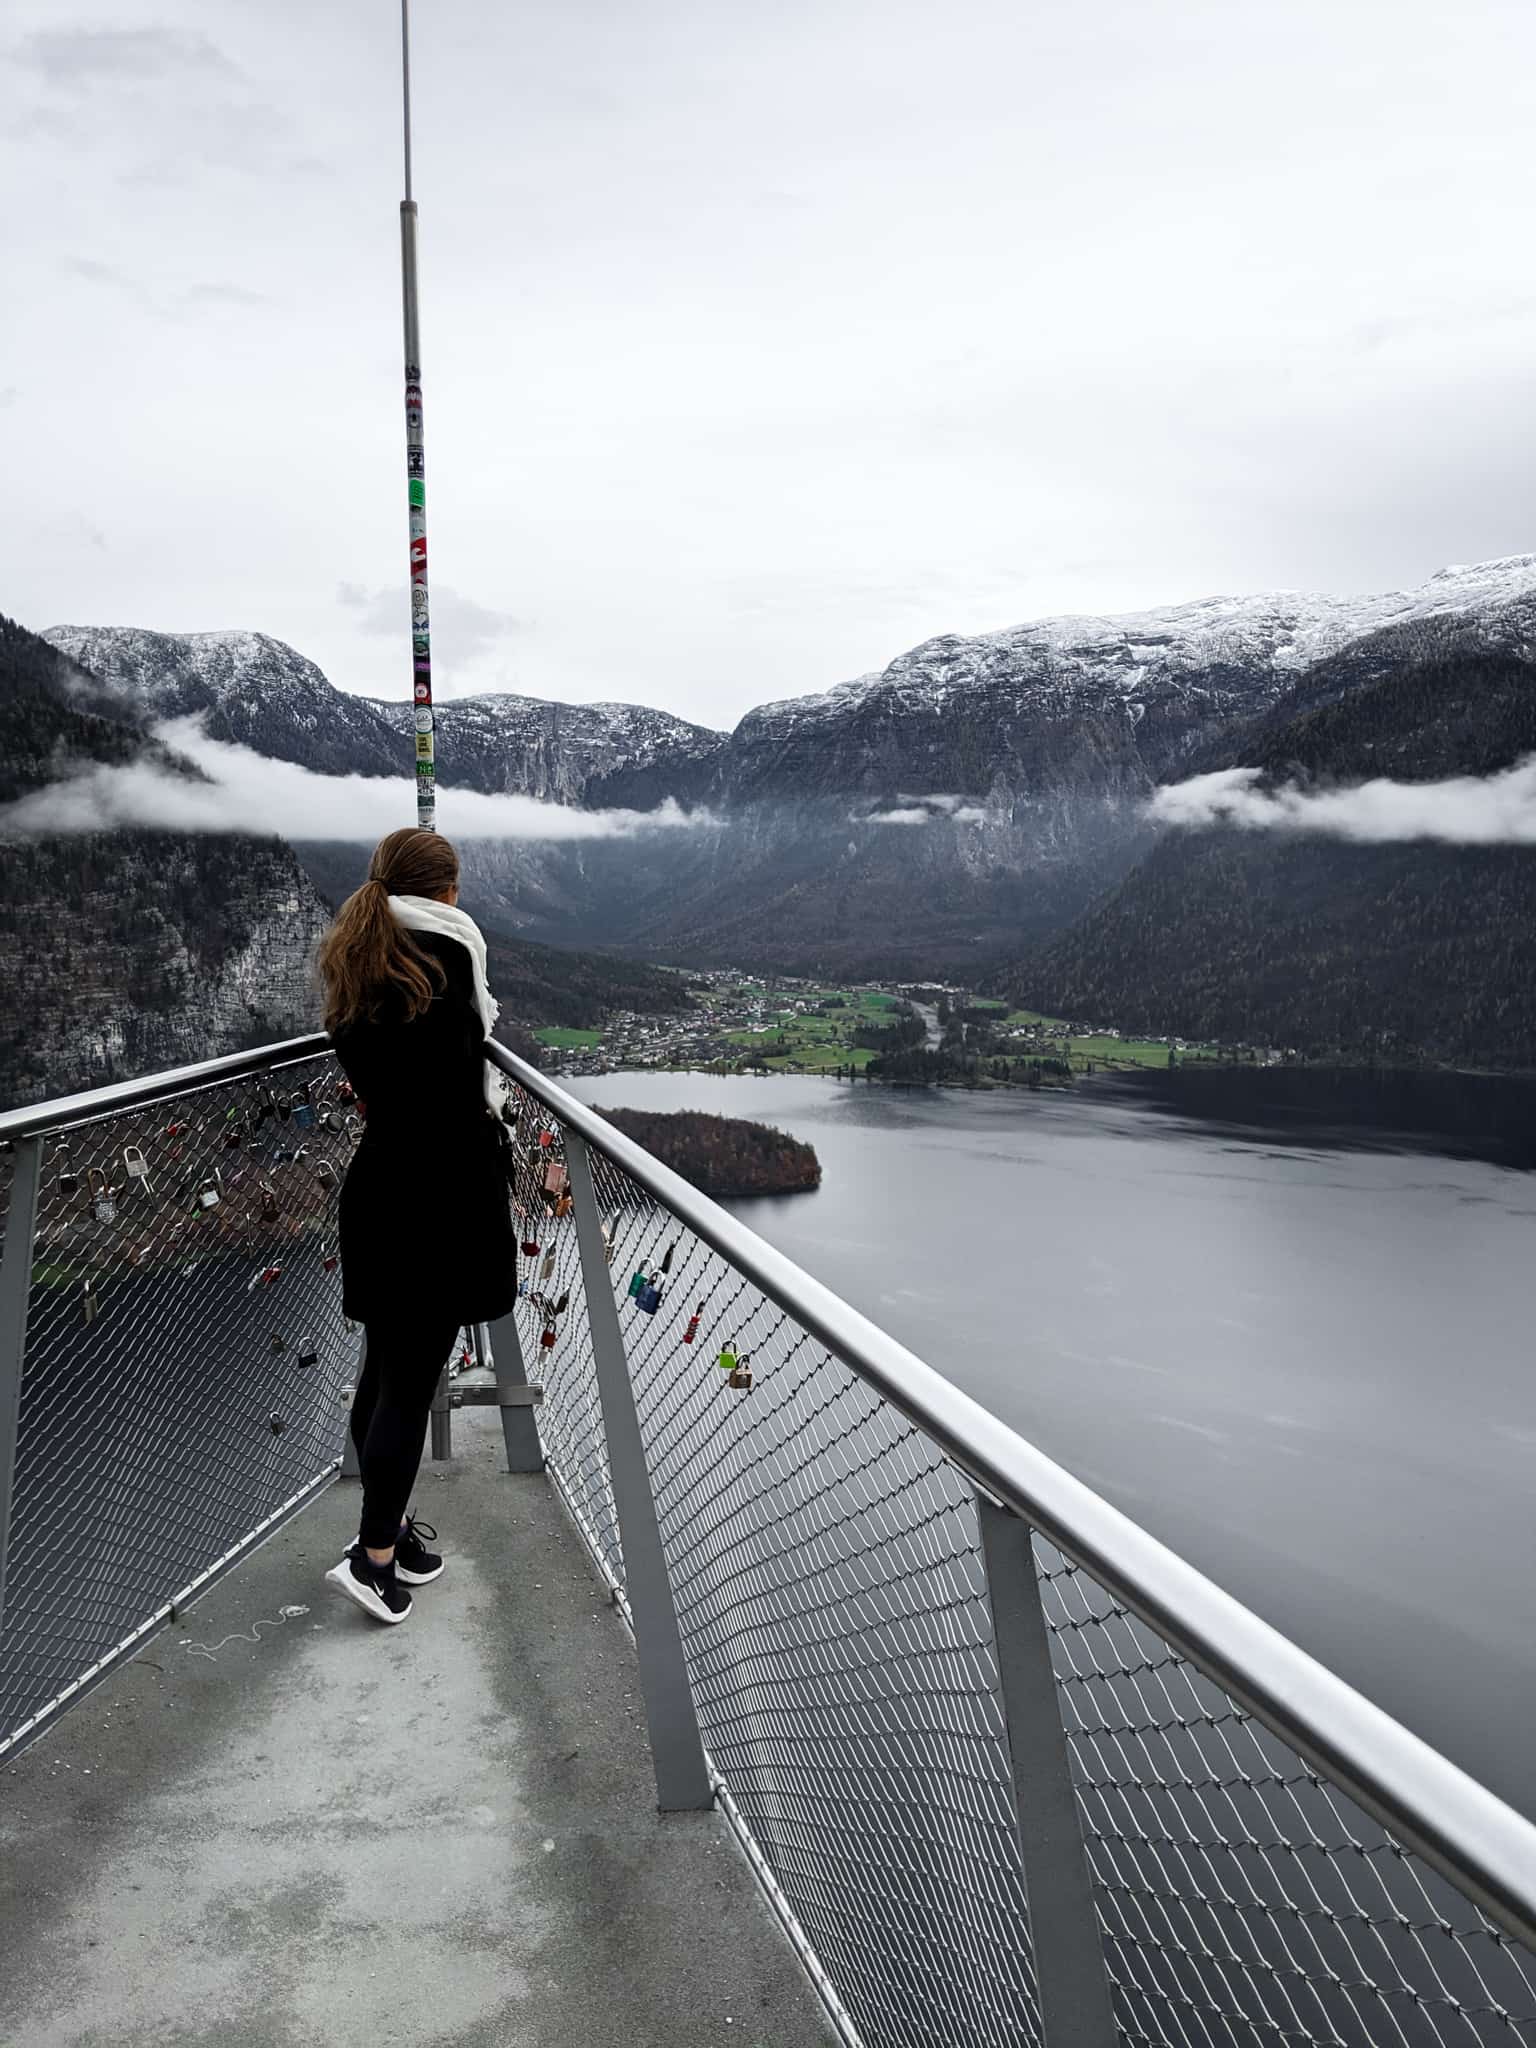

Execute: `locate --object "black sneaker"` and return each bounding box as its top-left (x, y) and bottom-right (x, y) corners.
top-left (394, 1515), bottom-right (443, 1586)
top-left (325, 1547), bottom-right (412, 1624)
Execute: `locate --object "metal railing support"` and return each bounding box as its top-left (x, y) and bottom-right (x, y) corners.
top-left (429, 1348), bottom-right (453, 1461)
top-left (0, 1136), bottom-right (44, 1636)
top-left (976, 1496), bottom-right (1118, 2048)
top-left (480, 1312), bottom-right (544, 1473)
top-left (340, 1329), bottom-right (365, 1480)
top-left (564, 1129), bottom-right (713, 1811)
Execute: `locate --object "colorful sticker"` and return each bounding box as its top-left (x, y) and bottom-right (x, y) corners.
top-left (409, 479), bottom-right (425, 506)
top-left (414, 681), bottom-right (430, 703)
top-left (415, 708), bottom-right (433, 733)
top-left (415, 733), bottom-right (433, 758)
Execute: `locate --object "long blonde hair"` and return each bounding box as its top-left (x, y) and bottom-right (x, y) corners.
top-left (318, 828), bottom-right (462, 1035)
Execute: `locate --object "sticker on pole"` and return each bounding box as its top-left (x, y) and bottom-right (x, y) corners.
top-left (414, 708), bottom-right (434, 733)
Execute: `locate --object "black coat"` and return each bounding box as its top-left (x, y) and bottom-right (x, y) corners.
top-left (332, 931), bottom-right (518, 1324)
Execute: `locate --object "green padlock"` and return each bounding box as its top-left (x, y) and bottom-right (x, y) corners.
top-left (716, 1343), bottom-right (738, 1373)
top-left (628, 1267), bottom-right (649, 1300)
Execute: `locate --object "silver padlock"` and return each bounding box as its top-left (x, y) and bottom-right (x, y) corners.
top-left (196, 1174), bottom-right (222, 1211)
top-left (87, 1169), bottom-right (116, 1225)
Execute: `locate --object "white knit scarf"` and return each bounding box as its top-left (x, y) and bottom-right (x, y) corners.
top-left (387, 893), bottom-right (509, 1115)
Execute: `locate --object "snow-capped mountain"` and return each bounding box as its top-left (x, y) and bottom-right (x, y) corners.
top-left (366, 692), bottom-right (725, 809)
top-left (37, 553), bottom-right (1536, 975)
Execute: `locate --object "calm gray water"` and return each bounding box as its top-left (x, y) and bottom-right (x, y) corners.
top-left (572, 1069), bottom-right (1536, 1818)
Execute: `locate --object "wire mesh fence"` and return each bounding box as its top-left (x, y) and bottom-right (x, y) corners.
top-left (0, 1052), bottom-right (362, 1756)
top-left (501, 1081), bottom-right (1536, 2048)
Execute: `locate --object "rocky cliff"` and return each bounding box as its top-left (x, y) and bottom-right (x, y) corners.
top-left (0, 616), bottom-right (328, 1106)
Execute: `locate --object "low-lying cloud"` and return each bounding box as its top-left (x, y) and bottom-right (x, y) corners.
top-left (0, 718), bottom-right (714, 844)
top-left (1150, 759), bottom-right (1536, 844)
top-left (859, 793), bottom-right (988, 826)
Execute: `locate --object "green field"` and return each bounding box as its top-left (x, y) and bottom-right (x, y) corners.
top-left (534, 1026), bottom-right (602, 1050)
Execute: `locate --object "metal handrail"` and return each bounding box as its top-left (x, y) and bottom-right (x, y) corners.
top-left (484, 1036), bottom-right (1536, 1950)
top-left (0, 1034), bottom-right (333, 1143)
top-left (3, 1033), bottom-right (1532, 1949)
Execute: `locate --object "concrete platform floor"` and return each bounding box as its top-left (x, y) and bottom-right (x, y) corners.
top-left (0, 1412), bottom-right (836, 2048)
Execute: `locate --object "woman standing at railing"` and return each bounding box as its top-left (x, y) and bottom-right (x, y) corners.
top-left (317, 827), bottom-right (517, 1624)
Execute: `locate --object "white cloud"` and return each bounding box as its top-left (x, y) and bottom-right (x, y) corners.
top-left (858, 794), bottom-right (989, 826)
top-left (1149, 760), bottom-right (1536, 845)
top-left (0, 718), bottom-right (714, 844)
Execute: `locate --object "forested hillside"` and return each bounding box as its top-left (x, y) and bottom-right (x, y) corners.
top-left (0, 613), bottom-right (328, 1106)
top-left (1007, 633), bottom-right (1536, 1066)
top-left (594, 1107), bottom-right (821, 1196)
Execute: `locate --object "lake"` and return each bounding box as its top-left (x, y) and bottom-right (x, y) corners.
top-left (571, 1066), bottom-right (1536, 1819)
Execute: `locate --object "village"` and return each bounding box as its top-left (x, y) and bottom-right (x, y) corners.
top-left (536, 970), bottom-right (1274, 1081)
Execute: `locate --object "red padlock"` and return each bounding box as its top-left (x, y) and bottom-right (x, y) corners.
top-left (521, 1239), bottom-right (540, 1258)
top-left (539, 1326), bottom-right (557, 1350)
top-left (683, 1307), bottom-right (703, 1345)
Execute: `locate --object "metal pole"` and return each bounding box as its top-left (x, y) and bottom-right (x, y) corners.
top-left (976, 1497), bottom-right (1118, 2047)
top-left (429, 1338), bottom-right (455, 1461)
top-left (480, 1312), bottom-right (545, 1473)
top-left (340, 1327), bottom-right (365, 1479)
top-left (400, 0), bottom-right (435, 831)
top-left (0, 1137), bottom-right (44, 1635)
top-left (564, 1131), bottom-right (713, 1810)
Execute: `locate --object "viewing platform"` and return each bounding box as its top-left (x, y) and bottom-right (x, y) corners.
top-left (1, 1033), bottom-right (1533, 2047)
top-left (0, 1409), bottom-right (833, 2048)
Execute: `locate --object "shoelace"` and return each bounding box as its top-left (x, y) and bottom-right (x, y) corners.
top-left (400, 1516), bottom-right (437, 1550)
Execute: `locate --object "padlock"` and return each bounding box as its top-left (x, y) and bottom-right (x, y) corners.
top-left (316, 1107), bottom-right (335, 1131)
top-left (659, 1241), bottom-right (677, 1275)
top-left (683, 1308), bottom-right (703, 1345)
top-left (336, 1079), bottom-right (355, 1105)
top-left (553, 1193), bottom-right (573, 1220)
top-left (196, 1175), bottom-right (221, 1210)
top-left (57, 1168), bottom-right (80, 1197)
top-left (541, 1250), bottom-right (556, 1282)
top-left (269, 1412), bottom-right (288, 1436)
top-left (271, 1331), bottom-right (287, 1354)
top-left (627, 1267), bottom-right (649, 1300)
top-left (636, 1281), bottom-right (662, 1315)
top-left (552, 1291), bottom-right (570, 1317)
top-left (343, 1113), bottom-right (363, 1141)
top-left (123, 1145), bottom-right (152, 1191)
top-left (539, 1326), bottom-right (557, 1350)
top-left (258, 1183), bottom-right (280, 1222)
top-left (521, 1238), bottom-right (540, 1258)
top-left (728, 1367), bottom-right (754, 1392)
top-left (248, 1262), bottom-right (283, 1291)
top-left (537, 1129), bottom-right (553, 1149)
top-left (87, 1169), bottom-right (117, 1225)
top-left (716, 1344), bottom-right (738, 1374)
top-left (323, 1248), bottom-right (339, 1273)
top-left (292, 1102), bottom-right (316, 1130)
top-left (275, 1097), bottom-right (292, 1124)
top-left (316, 1159), bottom-right (338, 1190)
top-left (542, 1161), bottom-right (568, 1196)
top-left (81, 1278), bottom-right (98, 1326)
top-left (297, 1341), bottom-right (320, 1368)
top-left (224, 1121), bottom-right (245, 1150)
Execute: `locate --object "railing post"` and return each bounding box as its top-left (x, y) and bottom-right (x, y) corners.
top-left (429, 1332), bottom-right (457, 1461)
top-left (340, 1328), bottom-right (365, 1480)
top-left (976, 1496), bottom-right (1119, 2048)
top-left (0, 1136), bottom-right (44, 1636)
top-left (480, 1313), bottom-right (544, 1473)
top-left (564, 1130), bottom-right (713, 1811)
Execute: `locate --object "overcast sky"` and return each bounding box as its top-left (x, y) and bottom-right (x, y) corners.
top-left (6, 0), bottom-right (1536, 730)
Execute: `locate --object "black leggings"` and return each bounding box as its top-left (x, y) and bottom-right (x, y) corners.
top-left (351, 1314), bottom-right (463, 1550)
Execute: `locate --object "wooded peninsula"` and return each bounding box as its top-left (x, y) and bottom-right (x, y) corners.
top-left (596, 1107), bottom-right (822, 1197)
